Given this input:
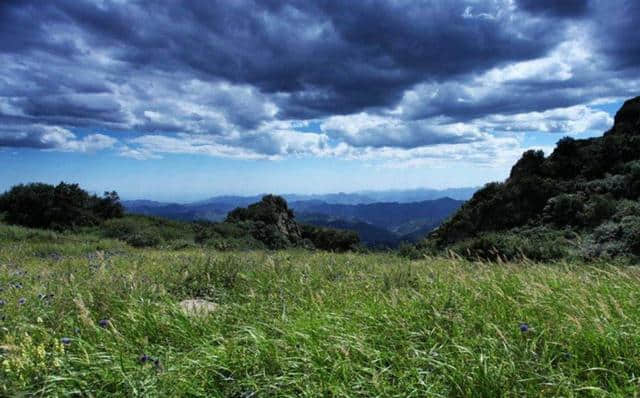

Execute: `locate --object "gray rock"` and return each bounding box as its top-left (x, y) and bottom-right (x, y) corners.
top-left (179, 299), bottom-right (218, 316)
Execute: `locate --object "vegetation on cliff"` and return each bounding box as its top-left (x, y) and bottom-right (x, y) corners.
top-left (429, 97), bottom-right (640, 262)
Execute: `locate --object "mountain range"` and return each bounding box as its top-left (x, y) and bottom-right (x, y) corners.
top-left (122, 189), bottom-right (471, 247)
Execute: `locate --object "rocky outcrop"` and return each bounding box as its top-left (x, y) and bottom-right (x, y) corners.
top-left (611, 96), bottom-right (640, 134)
top-left (226, 194), bottom-right (302, 247)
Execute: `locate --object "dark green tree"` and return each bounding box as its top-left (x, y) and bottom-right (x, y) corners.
top-left (0, 182), bottom-right (123, 230)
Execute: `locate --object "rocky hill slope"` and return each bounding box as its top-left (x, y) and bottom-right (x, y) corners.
top-left (430, 96), bottom-right (640, 260)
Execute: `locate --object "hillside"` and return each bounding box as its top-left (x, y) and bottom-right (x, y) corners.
top-left (431, 96), bottom-right (640, 261)
top-left (2, 222), bottom-right (640, 396)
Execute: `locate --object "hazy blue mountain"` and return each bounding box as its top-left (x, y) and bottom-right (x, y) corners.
top-left (123, 192), bottom-right (466, 246)
top-left (296, 213), bottom-right (401, 247)
top-left (292, 197), bottom-right (464, 246)
top-left (121, 200), bottom-right (172, 208)
top-left (356, 187), bottom-right (478, 202)
top-left (126, 187), bottom-right (476, 209)
top-left (291, 197), bottom-right (463, 230)
top-left (284, 192), bottom-right (375, 204)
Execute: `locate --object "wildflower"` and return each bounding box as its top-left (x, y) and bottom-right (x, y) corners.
top-left (519, 323), bottom-right (530, 333)
top-left (0, 300), bottom-right (5, 306)
top-left (98, 319), bottom-right (109, 328)
top-left (153, 358), bottom-right (162, 370)
top-left (139, 354), bottom-right (150, 364)
top-left (60, 337), bottom-right (71, 346)
top-left (18, 297), bottom-right (26, 305)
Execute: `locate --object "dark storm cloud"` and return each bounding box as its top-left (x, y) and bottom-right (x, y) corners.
top-left (18, 94), bottom-right (124, 123)
top-left (516, 0), bottom-right (590, 17)
top-left (0, 0), bottom-right (638, 156)
top-left (0, 0), bottom-right (562, 120)
top-left (0, 1), bottom-right (79, 56)
top-left (591, 0), bottom-right (640, 69)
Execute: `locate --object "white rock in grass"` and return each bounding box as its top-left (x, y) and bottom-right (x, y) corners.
top-left (179, 299), bottom-right (218, 316)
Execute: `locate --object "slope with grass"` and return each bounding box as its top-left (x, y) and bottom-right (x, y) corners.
top-left (1, 222), bottom-right (640, 396)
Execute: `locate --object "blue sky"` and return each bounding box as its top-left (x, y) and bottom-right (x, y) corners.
top-left (1, 1), bottom-right (638, 201)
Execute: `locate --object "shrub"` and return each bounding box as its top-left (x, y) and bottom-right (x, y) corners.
top-left (583, 175), bottom-right (629, 198)
top-left (102, 217), bottom-right (139, 240)
top-left (583, 195), bottom-right (617, 227)
top-left (451, 229), bottom-right (570, 262)
top-left (614, 200), bottom-right (640, 221)
top-left (584, 216), bottom-right (640, 259)
top-left (125, 231), bottom-right (162, 248)
top-left (542, 194), bottom-right (585, 227)
top-left (300, 224), bottom-right (360, 252)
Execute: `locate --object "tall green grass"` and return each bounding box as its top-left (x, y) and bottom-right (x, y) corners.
top-left (1, 223), bottom-right (640, 396)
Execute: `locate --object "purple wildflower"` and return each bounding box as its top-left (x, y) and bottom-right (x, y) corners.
top-left (519, 323), bottom-right (530, 333)
top-left (60, 337), bottom-right (72, 346)
top-left (18, 297), bottom-right (26, 305)
top-left (98, 319), bottom-right (109, 328)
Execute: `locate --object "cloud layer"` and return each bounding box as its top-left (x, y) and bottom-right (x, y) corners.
top-left (0, 0), bottom-right (638, 166)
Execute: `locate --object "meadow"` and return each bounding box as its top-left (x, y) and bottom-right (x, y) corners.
top-left (1, 223), bottom-right (640, 397)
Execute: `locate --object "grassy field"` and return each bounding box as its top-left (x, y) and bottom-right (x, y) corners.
top-left (1, 224), bottom-right (640, 396)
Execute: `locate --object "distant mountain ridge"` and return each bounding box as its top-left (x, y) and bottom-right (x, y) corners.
top-left (123, 192), bottom-right (468, 247)
top-left (125, 187), bottom-right (477, 208)
top-left (291, 197), bottom-right (462, 230)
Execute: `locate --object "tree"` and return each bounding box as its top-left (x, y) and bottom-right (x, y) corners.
top-left (0, 182), bottom-right (123, 230)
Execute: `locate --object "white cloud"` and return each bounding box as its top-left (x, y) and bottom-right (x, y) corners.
top-left (321, 113), bottom-right (485, 148)
top-left (479, 105), bottom-right (613, 134)
top-left (59, 133), bottom-right (118, 152)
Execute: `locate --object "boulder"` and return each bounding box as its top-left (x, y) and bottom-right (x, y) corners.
top-left (179, 299), bottom-right (218, 316)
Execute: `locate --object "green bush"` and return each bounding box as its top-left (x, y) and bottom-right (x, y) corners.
top-left (583, 175), bottom-right (629, 198)
top-left (451, 229), bottom-right (570, 262)
top-left (102, 217), bottom-right (139, 239)
top-left (300, 224), bottom-right (359, 252)
top-left (542, 194), bottom-right (585, 227)
top-left (125, 231), bottom-right (163, 248)
top-left (583, 195), bottom-right (617, 226)
top-left (585, 216), bottom-right (640, 259)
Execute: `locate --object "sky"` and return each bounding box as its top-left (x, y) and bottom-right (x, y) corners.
top-left (1, 0), bottom-right (639, 201)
